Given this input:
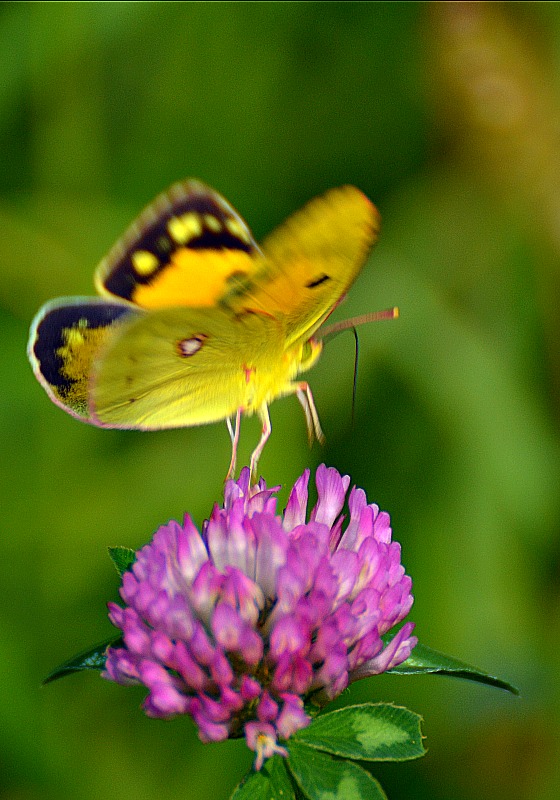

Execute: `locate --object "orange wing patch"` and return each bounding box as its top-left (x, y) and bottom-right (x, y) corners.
top-left (131, 247), bottom-right (258, 309)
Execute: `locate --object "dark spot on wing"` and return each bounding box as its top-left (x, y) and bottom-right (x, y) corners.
top-left (306, 274), bottom-right (331, 289)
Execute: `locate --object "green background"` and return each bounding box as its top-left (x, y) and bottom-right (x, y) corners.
top-left (1, 2), bottom-right (559, 799)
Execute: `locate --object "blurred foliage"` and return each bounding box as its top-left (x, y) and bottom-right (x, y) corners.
top-left (1, 2), bottom-right (560, 799)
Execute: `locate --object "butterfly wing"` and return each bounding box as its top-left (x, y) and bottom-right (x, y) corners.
top-left (222, 185), bottom-right (380, 347)
top-left (28, 298), bottom-right (136, 421)
top-left (95, 180), bottom-right (264, 310)
top-left (90, 306), bottom-right (266, 430)
top-left (28, 182), bottom-right (380, 476)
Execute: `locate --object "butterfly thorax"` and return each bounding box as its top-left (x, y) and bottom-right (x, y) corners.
top-left (239, 333), bottom-right (322, 415)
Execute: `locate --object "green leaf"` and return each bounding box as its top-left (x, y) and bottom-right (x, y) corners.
top-left (230, 755), bottom-right (295, 800)
top-left (43, 637), bottom-right (122, 684)
top-left (287, 741), bottom-right (387, 800)
top-left (389, 642), bottom-right (519, 695)
top-left (293, 703), bottom-right (425, 762)
top-left (108, 546), bottom-right (136, 576)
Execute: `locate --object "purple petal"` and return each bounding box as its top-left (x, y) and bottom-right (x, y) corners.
top-left (349, 623), bottom-right (417, 681)
top-left (245, 722), bottom-right (288, 770)
top-left (283, 469), bottom-right (310, 529)
top-left (269, 614), bottom-right (310, 659)
top-left (275, 694), bottom-right (310, 739)
top-left (311, 465), bottom-right (350, 528)
top-left (252, 514), bottom-right (288, 598)
top-left (257, 692), bottom-right (279, 722)
top-left (221, 567), bottom-right (264, 626)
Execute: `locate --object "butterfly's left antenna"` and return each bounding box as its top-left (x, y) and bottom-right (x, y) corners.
top-left (319, 307), bottom-right (399, 343)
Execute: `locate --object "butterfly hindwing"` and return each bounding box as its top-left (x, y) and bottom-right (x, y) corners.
top-left (28, 299), bottom-right (137, 421)
top-left (90, 307), bottom-right (291, 430)
top-left (95, 180), bottom-right (263, 310)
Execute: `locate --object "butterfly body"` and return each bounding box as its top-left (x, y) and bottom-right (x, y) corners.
top-left (91, 305), bottom-right (322, 430)
top-left (28, 180), bottom-right (380, 478)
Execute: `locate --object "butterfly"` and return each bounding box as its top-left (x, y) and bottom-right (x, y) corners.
top-left (28, 180), bottom-right (393, 480)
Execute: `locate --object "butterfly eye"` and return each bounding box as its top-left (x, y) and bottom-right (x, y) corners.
top-left (177, 334), bottom-right (207, 357)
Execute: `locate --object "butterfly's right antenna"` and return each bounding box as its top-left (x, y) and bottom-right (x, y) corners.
top-left (347, 326), bottom-right (358, 426)
top-left (319, 306), bottom-right (399, 426)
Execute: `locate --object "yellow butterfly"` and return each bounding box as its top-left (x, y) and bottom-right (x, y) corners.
top-left (28, 180), bottom-right (391, 479)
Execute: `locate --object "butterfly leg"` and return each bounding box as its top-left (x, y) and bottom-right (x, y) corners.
top-left (249, 404), bottom-right (272, 482)
top-left (296, 382), bottom-right (325, 446)
top-left (225, 407), bottom-right (242, 481)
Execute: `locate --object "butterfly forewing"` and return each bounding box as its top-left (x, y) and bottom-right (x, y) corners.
top-left (95, 180), bottom-right (264, 311)
top-left (222, 186), bottom-right (380, 347)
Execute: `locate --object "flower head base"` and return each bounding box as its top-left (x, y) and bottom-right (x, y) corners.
top-left (104, 466), bottom-right (416, 766)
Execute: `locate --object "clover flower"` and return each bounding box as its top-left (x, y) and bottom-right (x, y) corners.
top-left (103, 465), bottom-right (416, 767)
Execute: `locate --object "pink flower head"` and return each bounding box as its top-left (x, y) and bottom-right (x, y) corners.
top-left (104, 465), bottom-right (416, 766)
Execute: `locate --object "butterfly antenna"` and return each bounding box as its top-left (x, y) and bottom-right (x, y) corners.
top-left (319, 306), bottom-right (399, 344)
top-left (351, 327), bottom-right (359, 426)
